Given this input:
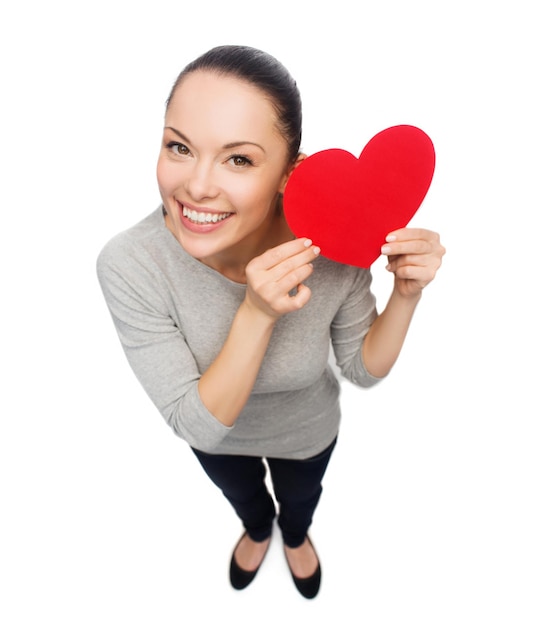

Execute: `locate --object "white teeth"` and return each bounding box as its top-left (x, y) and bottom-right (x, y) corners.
top-left (182, 206), bottom-right (231, 224)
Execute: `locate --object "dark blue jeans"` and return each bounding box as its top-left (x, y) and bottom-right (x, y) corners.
top-left (191, 438), bottom-right (337, 548)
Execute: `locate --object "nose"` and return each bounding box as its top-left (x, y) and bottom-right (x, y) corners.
top-left (185, 159), bottom-right (219, 202)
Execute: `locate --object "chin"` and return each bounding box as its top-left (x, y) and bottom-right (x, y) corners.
top-left (176, 231), bottom-right (225, 261)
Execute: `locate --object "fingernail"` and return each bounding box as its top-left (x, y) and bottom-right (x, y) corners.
top-left (381, 245), bottom-right (391, 254)
top-left (303, 239), bottom-right (312, 247)
top-left (386, 235), bottom-right (397, 242)
top-left (313, 246), bottom-right (320, 255)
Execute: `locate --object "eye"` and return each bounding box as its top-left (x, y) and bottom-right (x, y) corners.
top-left (166, 141), bottom-right (191, 156)
top-left (228, 154), bottom-right (254, 167)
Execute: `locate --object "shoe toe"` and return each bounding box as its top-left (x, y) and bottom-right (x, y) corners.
top-left (292, 563), bottom-right (321, 599)
top-left (230, 554), bottom-right (258, 590)
top-left (285, 536), bottom-right (321, 599)
top-left (229, 532), bottom-right (270, 590)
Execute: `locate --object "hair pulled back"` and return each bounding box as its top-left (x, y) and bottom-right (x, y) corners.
top-left (166, 45), bottom-right (302, 163)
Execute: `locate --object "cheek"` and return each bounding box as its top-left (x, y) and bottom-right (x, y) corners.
top-left (233, 172), bottom-right (284, 207)
top-left (231, 182), bottom-right (275, 215)
top-left (156, 158), bottom-right (177, 194)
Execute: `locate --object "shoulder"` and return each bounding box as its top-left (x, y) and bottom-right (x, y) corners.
top-left (96, 207), bottom-right (181, 316)
top-left (97, 207), bottom-right (171, 277)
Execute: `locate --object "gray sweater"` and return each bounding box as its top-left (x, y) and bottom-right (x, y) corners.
top-left (97, 207), bottom-right (382, 460)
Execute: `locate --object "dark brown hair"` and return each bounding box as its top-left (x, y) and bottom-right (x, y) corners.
top-left (166, 45), bottom-right (302, 162)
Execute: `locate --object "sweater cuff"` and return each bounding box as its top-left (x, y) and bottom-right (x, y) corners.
top-left (169, 383), bottom-right (233, 450)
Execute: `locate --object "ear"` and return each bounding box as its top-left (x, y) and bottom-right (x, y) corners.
top-left (279, 153), bottom-right (307, 194)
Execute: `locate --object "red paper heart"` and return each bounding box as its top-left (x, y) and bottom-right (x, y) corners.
top-left (283, 125), bottom-right (435, 268)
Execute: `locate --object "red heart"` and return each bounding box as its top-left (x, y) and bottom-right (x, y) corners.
top-left (283, 125), bottom-right (435, 268)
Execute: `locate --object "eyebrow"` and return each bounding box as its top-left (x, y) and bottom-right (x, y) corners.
top-left (164, 126), bottom-right (265, 152)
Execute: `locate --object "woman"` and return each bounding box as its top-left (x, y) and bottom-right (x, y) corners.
top-left (97, 45), bottom-right (445, 599)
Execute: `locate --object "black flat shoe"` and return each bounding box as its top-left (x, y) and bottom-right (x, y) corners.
top-left (229, 532), bottom-right (271, 590)
top-left (284, 536), bottom-right (321, 599)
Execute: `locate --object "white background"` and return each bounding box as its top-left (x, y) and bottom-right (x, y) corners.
top-left (1, 1), bottom-right (542, 624)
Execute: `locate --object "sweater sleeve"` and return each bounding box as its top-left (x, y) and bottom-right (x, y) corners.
top-left (96, 236), bottom-right (232, 449)
top-left (330, 266), bottom-right (384, 388)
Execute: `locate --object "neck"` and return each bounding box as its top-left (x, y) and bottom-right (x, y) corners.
top-left (201, 211), bottom-right (294, 284)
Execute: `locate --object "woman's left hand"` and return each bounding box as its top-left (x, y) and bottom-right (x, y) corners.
top-left (381, 228), bottom-right (445, 299)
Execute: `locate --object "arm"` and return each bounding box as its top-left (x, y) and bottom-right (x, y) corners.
top-left (362, 228), bottom-right (445, 378)
top-left (97, 234), bottom-right (319, 445)
top-left (198, 238), bottom-right (320, 426)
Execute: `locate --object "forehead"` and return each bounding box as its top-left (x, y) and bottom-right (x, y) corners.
top-left (166, 71), bottom-right (280, 144)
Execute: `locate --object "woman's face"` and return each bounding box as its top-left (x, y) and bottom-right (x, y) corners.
top-left (157, 71), bottom-right (295, 265)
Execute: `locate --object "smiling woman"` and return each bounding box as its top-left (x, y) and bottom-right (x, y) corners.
top-left (157, 71), bottom-right (299, 271)
top-left (96, 44), bottom-right (444, 600)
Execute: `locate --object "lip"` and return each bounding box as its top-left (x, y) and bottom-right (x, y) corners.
top-left (176, 200), bottom-right (234, 234)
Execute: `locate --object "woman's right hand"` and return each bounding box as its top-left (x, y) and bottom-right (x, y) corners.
top-left (197, 238), bottom-right (320, 426)
top-left (244, 238), bottom-right (320, 320)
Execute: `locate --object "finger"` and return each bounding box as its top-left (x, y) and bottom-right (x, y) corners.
top-left (387, 253), bottom-right (434, 269)
top-left (392, 265), bottom-right (436, 283)
top-left (255, 278), bottom-right (313, 317)
top-left (274, 260), bottom-right (315, 294)
top-left (383, 229), bottom-right (442, 256)
top-left (254, 238), bottom-right (317, 271)
top-left (387, 257), bottom-right (440, 281)
top-left (268, 245), bottom-right (320, 283)
top-left (385, 228), bottom-right (440, 243)
top-left (381, 239), bottom-right (433, 258)
top-left (289, 283), bottom-right (312, 310)
top-left (382, 228), bottom-right (444, 256)
top-left (388, 250), bottom-right (442, 270)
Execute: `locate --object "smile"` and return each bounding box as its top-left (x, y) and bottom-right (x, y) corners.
top-left (182, 206), bottom-right (232, 224)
